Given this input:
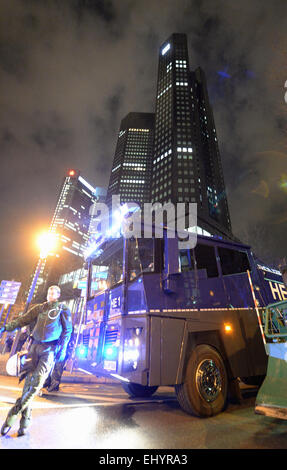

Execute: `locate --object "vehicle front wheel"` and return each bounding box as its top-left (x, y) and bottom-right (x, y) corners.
top-left (175, 344), bottom-right (228, 417)
top-left (122, 382), bottom-right (158, 398)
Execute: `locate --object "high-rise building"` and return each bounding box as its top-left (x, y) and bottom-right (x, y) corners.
top-left (30, 169), bottom-right (106, 302)
top-left (151, 33), bottom-right (232, 239)
top-left (190, 67), bottom-right (232, 234)
top-left (106, 112), bottom-right (155, 209)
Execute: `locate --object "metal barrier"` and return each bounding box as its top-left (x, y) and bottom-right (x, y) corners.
top-left (262, 300), bottom-right (287, 340)
top-left (255, 300), bottom-right (287, 419)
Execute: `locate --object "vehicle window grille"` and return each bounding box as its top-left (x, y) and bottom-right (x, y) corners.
top-left (82, 332), bottom-right (90, 346)
top-left (105, 328), bottom-right (119, 346)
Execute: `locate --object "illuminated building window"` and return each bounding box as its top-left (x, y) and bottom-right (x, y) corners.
top-left (161, 43), bottom-right (171, 55)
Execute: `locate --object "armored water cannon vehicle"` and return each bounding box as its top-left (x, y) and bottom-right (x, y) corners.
top-left (79, 209), bottom-right (286, 417)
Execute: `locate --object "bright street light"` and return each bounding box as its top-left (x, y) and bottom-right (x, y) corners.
top-left (9, 231), bottom-right (59, 357)
top-left (36, 232), bottom-right (58, 259)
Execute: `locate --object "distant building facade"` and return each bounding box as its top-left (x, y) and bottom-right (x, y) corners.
top-left (29, 169), bottom-right (106, 307)
top-left (106, 112), bottom-right (155, 209)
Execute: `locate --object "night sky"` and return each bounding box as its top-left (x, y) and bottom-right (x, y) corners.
top-left (0, 0), bottom-right (286, 287)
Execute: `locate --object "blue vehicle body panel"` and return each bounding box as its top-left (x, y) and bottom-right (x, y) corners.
top-left (81, 233), bottom-right (286, 385)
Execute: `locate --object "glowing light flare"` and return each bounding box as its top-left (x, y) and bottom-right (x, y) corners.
top-left (106, 347), bottom-right (114, 356)
top-left (224, 323), bottom-right (233, 334)
top-left (77, 345), bottom-right (88, 358)
top-left (36, 232), bottom-right (59, 259)
top-left (104, 344), bottom-right (118, 360)
top-left (279, 173), bottom-right (287, 193)
top-left (217, 67), bottom-right (231, 79)
top-left (252, 180), bottom-right (269, 198)
top-left (99, 428), bottom-right (148, 449)
top-left (110, 204), bottom-right (138, 235)
top-left (54, 407), bottom-right (99, 447)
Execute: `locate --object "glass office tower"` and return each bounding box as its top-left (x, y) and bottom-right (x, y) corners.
top-left (151, 33), bottom-right (232, 238)
top-left (29, 169), bottom-right (106, 301)
top-left (106, 112), bottom-right (155, 209)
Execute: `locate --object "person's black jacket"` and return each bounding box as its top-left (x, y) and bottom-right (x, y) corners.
top-left (5, 301), bottom-right (72, 357)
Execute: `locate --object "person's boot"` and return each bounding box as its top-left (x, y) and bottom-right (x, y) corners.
top-left (1, 398), bottom-right (22, 436)
top-left (1, 421), bottom-right (11, 436)
top-left (43, 375), bottom-right (51, 390)
top-left (47, 379), bottom-right (60, 392)
top-left (18, 407), bottom-right (31, 437)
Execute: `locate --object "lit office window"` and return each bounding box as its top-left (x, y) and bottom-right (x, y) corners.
top-left (161, 43), bottom-right (171, 55)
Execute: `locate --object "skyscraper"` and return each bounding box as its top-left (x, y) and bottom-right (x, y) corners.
top-left (190, 67), bottom-right (232, 234)
top-left (106, 112), bottom-right (155, 209)
top-left (151, 33), bottom-right (232, 239)
top-left (30, 169), bottom-right (106, 302)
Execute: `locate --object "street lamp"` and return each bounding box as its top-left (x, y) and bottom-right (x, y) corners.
top-left (26, 231), bottom-right (58, 307)
top-left (37, 232), bottom-right (58, 260)
top-left (9, 231), bottom-right (58, 356)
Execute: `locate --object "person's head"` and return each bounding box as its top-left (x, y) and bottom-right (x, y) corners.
top-left (47, 285), bottom-right (61, 302)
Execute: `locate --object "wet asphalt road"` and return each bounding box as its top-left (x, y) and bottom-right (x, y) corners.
top-left (0, 375), bottom-right (286, 450)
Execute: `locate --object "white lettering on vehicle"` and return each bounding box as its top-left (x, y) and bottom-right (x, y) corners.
top-left (269, 281), bottom-right (287, 301)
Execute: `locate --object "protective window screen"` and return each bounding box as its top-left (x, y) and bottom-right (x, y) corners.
top-left (91, 238), bottom-right (123, 288)
top-left (179, 249), bottom-right (195, 272)
top-left (194, 244), bottom-right (218, 278)
top-left (129, 238), bottom-right (154, 281)
top-left (218, 247), bottom-right (250, 275)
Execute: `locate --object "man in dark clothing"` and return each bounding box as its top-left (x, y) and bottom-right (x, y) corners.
top-left (0, 285), bottom-right (72, 437)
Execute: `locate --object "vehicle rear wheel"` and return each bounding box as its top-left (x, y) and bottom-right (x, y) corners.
top-left (122, 382), bottom-right (158, 398)
top-left (175, 344), bottom-right (228, 417)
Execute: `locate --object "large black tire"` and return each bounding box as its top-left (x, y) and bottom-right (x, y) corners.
top-left (122, 382), bottom-right (158, 398)
top-left (175, 344), bottom-right (228, 417)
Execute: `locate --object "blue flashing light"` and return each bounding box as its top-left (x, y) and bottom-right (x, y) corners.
top-left (20, 354), bottom-right (27, 366)
top-left (103, 345), bottom-right (118, 360)
top-left (77, 345), bottom-right (88, 358)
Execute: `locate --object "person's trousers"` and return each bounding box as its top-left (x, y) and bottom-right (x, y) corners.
top-left (6, 341), bottom-right (57, 429)
top-left (50, 359), bottom-right (65, 385)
